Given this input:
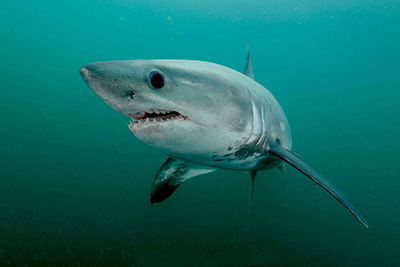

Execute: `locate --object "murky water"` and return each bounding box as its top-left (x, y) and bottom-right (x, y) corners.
top-left (1, 0), bottom-right (399, 266)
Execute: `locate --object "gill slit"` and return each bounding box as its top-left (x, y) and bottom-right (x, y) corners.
top-left (245, 99), bottom-right (262, 146)
top-left (263, 103), bottom-right (271, 154)
top-left (243, 87), bottom-right (270, 155)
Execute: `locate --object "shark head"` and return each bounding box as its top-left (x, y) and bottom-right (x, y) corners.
top-left (80, 60), bottom-right (253, 159)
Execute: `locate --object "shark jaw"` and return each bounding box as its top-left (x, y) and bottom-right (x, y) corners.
top-left (127, 109), bottom-right (188, 131)
top-left (126, 108), bottom-right (207, 156)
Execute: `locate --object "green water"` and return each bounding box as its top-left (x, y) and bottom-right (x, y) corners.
top-left (1, 0), bottom-right (399, 266)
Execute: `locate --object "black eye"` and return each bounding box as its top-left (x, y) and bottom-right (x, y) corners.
top-left (149, 72), bottom-right (164, 89)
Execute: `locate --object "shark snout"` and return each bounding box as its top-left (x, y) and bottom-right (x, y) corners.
top-left (80, 62), bottom-right (138, 114)
top-left (79, 64), bottom-right (99, 81)
top-left (79, 66), bottom-right (90, 79)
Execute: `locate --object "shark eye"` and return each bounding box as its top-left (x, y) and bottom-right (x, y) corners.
top-left (149, 71), bottom-right (164, 89)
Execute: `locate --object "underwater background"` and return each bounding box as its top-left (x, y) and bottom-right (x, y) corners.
top-left (1, 0), bottom-right (399, 266)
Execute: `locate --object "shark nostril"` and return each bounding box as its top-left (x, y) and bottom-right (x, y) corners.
top-left (128, 90), bottom-right (135, 100)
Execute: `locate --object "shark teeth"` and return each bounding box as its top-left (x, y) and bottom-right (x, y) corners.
top-left (127, 109), bottom-right (187, 130)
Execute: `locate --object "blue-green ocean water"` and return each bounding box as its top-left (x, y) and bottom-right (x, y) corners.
top-left (1, 0), bottom-right (399, 266)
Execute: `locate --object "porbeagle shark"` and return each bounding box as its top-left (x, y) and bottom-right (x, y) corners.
top-left (80, 48), bottom-right (368, 228)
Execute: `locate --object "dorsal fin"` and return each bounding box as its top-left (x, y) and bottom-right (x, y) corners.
top-left (243, 46), bottom-right (254, 79)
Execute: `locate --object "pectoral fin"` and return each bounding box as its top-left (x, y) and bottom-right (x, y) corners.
top-left (150, 158), bottom-right (216, 204)
top-left (269, 143), bottom-right (369, 228)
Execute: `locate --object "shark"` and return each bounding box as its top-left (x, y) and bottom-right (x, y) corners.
top-left (80, 48), bottom-right (368, 228)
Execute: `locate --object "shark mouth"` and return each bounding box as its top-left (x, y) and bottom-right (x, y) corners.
top-left (127, 109), bottom-right (187, 129)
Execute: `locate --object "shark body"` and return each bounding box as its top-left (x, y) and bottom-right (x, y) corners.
top-left (80, 48), bottom-right (368, 228)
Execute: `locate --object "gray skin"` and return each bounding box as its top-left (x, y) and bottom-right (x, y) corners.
top-left (80, 59), bottom-right (290, 171)
top-left (80, 52), bottom-right (368, 228)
